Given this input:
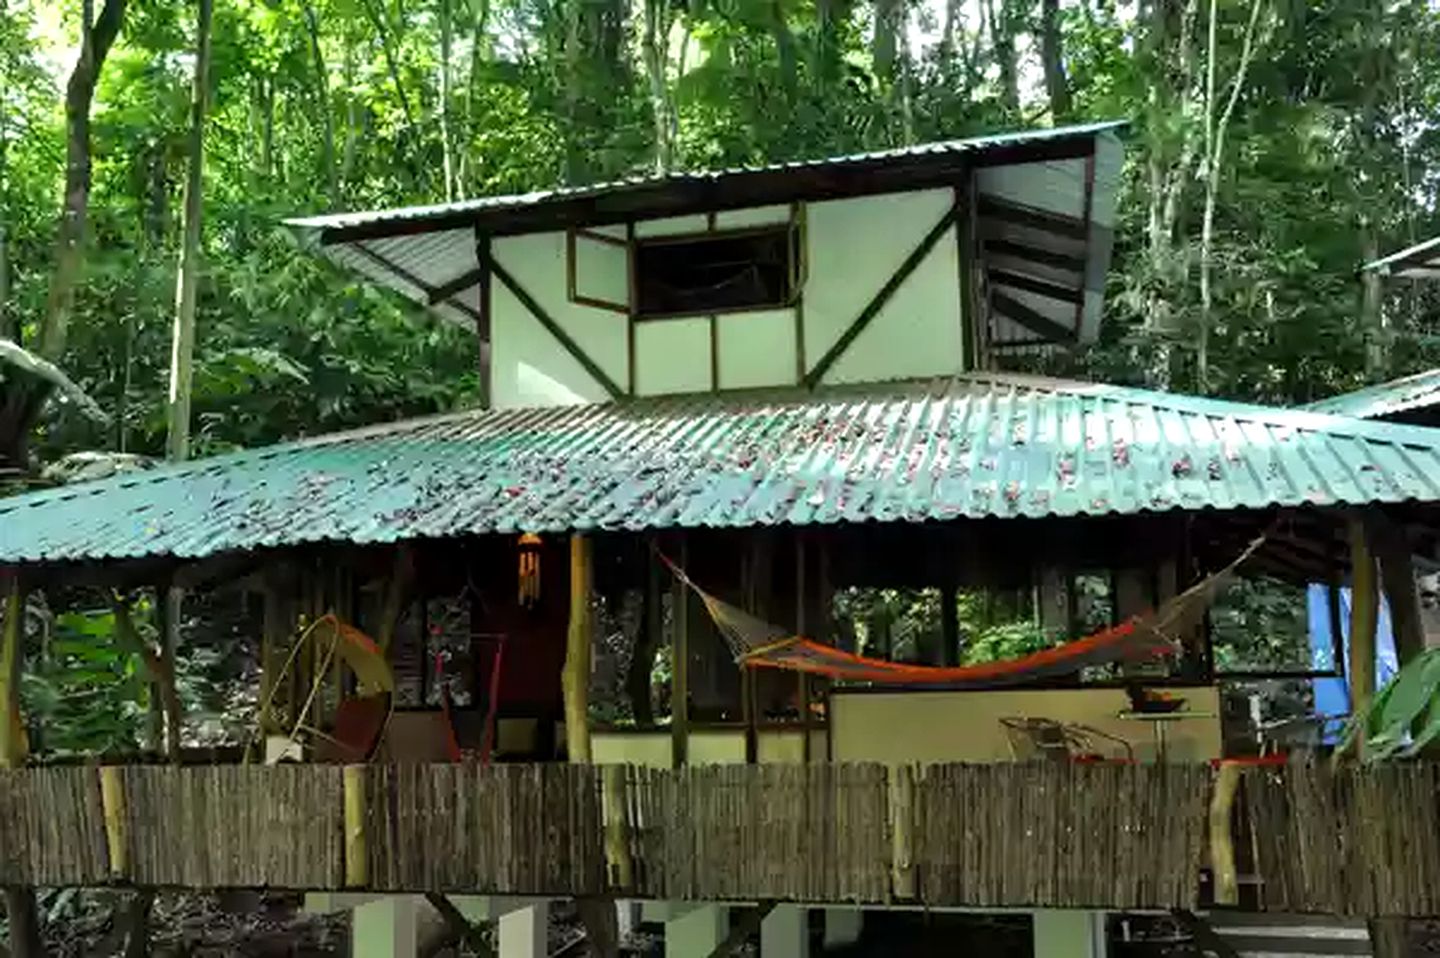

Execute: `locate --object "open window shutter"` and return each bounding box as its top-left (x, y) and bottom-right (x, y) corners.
top-left (567, 228), bottom-right (631, 313)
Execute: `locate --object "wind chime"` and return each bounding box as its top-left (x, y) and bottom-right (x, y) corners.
top-left (518, 533), bottom-right (543, 607)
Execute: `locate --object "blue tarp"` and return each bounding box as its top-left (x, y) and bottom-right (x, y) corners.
top-left (1307, 583), bottom-right (1399, 741)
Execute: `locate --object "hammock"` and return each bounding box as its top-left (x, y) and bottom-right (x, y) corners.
top-left (662, 537), bottom-right (1262, 687)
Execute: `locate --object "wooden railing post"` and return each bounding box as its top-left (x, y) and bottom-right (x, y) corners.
top-left (563, 535), bottom-right (593, 764)
top-left (1209, 762), bottom-right (1240, 906)
top-left (342, 765), bottom-right (367, 888)
top-left (100, 765), bottom-right (128, 880)
top-left (602, 764), bottom-right (633, 891)
top-left (890, 764), bottom-right (916, 900)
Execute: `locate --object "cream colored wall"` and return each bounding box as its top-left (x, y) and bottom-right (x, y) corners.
top-left (803, 188), bottom-right (965, 385)
top-left (633, 318), bottom-right (712, 396)
top-left (830, 687), bottom-right (1222, 765)
top-left (491, 232), bottom-right (629, 408)
top-left (590, 728), bottom-right (812, 765)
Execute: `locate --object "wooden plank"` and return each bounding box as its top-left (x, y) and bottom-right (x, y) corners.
top-left (804, 205), bottom-right (960, 387)
top-left (989, 268), bottom-right (1083, 305)
top-left (977, 195), bottom-right (1088, 241)
top-left (427, 265), bottom-right (485, 305)
top-left (983, 238), bottom-right (1084, 273)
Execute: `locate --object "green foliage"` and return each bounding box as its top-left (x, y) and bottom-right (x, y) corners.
top-left (1210, 577), bottom-right (1312, 673)
top-left (1342, 647), bottom-right (1440, 761)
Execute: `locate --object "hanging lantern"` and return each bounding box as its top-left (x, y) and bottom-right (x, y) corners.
top-left (518, 534), bottom-right (543, 607)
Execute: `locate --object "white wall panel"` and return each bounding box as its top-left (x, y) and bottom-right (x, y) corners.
top-left (491, 233), bottom-right (628, 408)
top-left (716, 309), bottom-right (798, 390)
top-left (634, 214), bottom-right (709, 237)
top-left (714, 205), bottom-right (791, 229)
top-left (803, 189), bottom-right (965, 384)
top-left (634, 318), bottom-right (712, 396)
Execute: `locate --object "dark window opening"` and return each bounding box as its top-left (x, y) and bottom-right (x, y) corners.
top-left (634, 227), bottom-right (797, 318)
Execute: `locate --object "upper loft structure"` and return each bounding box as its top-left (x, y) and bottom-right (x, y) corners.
top-left (287, 122), bottom-right (1125, 409)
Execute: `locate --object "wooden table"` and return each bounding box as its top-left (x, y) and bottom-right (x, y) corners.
top-left (1117, 709), bottom-right (1218, 761)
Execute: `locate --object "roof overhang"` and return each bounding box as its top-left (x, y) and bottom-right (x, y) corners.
top-left (287, 121), bottom-right (1127, 349)
top-left (1362, 234), bottom-right (1440, 281)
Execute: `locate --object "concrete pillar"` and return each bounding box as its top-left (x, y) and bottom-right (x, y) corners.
top-left (822, 908), bottom-right (863, 949)
top-left (352, 896), bottom-right (419, 958)
top-left (498, 902), bottom-right (548, 958)
top-left (761, 904), bottom-right (807, 958)
top-left (617, 900), bottom-right (640, 942)
top-left (666, 904), bottom-right (729, 958)
top-left (1033, 910), bottom-right (1107, 958)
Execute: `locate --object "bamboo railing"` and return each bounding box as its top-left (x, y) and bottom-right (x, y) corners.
top-left (0, 760), bottom-right (1432, 916)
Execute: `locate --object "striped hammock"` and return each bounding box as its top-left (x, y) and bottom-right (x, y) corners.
top-left (662, 537), bottom-right (1261, 687)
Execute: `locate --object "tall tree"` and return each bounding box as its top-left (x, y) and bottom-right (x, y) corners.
top-left (167, 0), bottom-right (214, 464)
top-left (1038, 0), bottom-right (1070, 119)
top-left (1195, 0), bottom-right (1265, 390)
top-left (0, 0), bottom-right (126, 469)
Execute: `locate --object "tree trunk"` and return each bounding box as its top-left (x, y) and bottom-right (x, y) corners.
top-left (984, 0), bottom-right (1020, 116)
top-left (166, 0), bottom-right (213, 464)
top-left (1039, 0), bottom-right (1070, 119)
top-left (301, 0), bottom-right (339, 204)
top-left (361, 0), bottom-right (416, 127)
top-left (641, 0), bottom-right (673, 173)
top-left (0, 0), bottom-right (126, 469)
top-left (4, 887), bottom-right (43, 958)
top-left (1197, 0), bottom-right (1263, 392)
top-left (872, 0), bottom-right (900, 84)
top-left (439, 0), bottom-right (456, 200)
top-left (1362, 229), bottom-right (1385, 374)
top-left (39, 0), bottom-right (127, 362)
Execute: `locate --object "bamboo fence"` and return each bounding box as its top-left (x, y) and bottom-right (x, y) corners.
top-left (1245, 761), bottom-right (1440, 917)
top-left (0, 759), bottom-right (1429, 917)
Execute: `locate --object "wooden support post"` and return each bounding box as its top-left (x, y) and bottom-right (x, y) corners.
top-left (0, 573), bottom-right (41, 958)
top-left (1348, 516), bottom-right (1380, 742)
top-left (260, 580), bottom-right (286, 735)
top-left (672, 536), bottom-right (690, 769)
top-left (1209, 762), bottom-right (1240, 906)
top-left (563, 534), bottom-right (593, 764)
top-left (343, 764), bottom-right (368, 888)
top-left (0, 574), bottom-right (27, 768)
top-left (795, 535), bottom-right (811, 761)
top-left (101, 765), bottom-right (128, 879)
top-left (155, 583), bottom-right (183, 762)
top-left (1369, 511), bottom-right (1426, 664)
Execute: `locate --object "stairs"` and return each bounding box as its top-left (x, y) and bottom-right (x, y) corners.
top-left (1203, 913), bottom-right (1372, 958)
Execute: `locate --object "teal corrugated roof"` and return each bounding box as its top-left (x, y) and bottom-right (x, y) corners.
top-left (1304, 370), bottom-right (1440, 420)
top-left (6, 372), bottom-right (1440, 566)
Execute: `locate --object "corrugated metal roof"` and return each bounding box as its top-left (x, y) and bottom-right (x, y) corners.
top-left (7, 372), bottom-right (1438, 566)
top-left (1361, 234), bottom-right (1440, 280)
top-left (1305, 369), bottom-right (1440, 420)
top-left (287, 121), bottom-right (1127, 349)
top-left (285, 122), bottom-right (1127, 236)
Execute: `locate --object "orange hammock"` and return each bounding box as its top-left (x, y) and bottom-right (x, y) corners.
top-left (661, 537), bottom-right (1262, 687)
